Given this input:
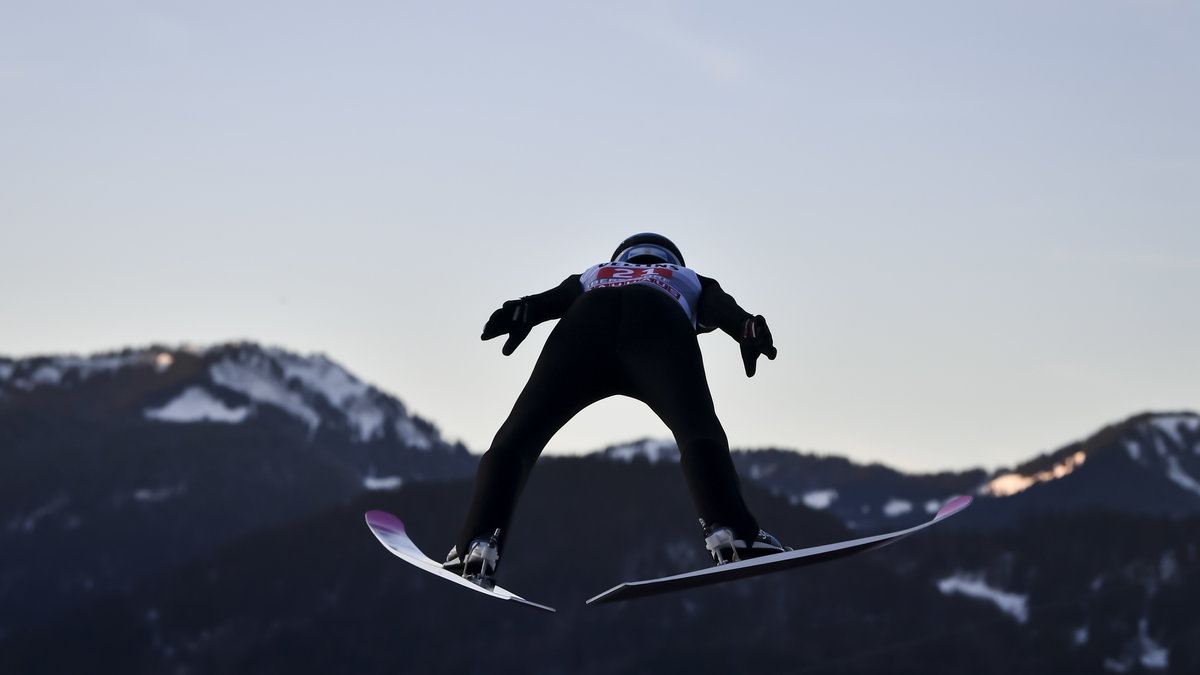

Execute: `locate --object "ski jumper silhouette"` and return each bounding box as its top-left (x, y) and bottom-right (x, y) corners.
top-left (447, 234), bottom-right (783, 578)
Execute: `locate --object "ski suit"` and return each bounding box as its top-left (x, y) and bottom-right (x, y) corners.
top-left (456, 261), bottom-right (773, 557)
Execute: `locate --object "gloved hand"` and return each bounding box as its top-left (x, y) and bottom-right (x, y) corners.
top-left (481, 299), bottom-right (533, 356)
top-left (739, 315), bottom-right (777, 377)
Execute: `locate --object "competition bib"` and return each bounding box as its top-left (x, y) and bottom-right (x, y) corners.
top-left (579, 262), bottom-right (702, 325)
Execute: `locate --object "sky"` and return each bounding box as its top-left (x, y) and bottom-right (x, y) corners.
top-left (2, 1), bottom-right (1197, 472)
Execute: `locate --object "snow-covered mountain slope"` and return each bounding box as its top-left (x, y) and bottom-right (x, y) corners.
top-left (0, 350), bottom-right (165, 385)
top-left (2, 341), bottom-right (1196, 670)
top-left (984, 412), bottom-right (1200, 499)
top-left (0, 342), bottom-right (477, 631)
top-left (958, 411), bottom-right (1200, 525)
top-left (0, 343), bottom-right (453, 452)
top-left (1103, 413), bottom-right (1200, 499)
top-left (593, 412), bottom-right (1200, 531)
top-left (595, 438), bottom-right (986, 531)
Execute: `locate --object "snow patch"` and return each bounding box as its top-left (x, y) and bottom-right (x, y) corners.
top-left (9, 495), bottom-right (70, 533)
top-left (1159, 551), bottom-right (1179, 584)
top-left (1074, 626), bottom-right (1090, 646)
top-left (1151, 414), bottom-right (1197, 449)
top-left (1154, 434), bottom-right (1168, 458)
top-left (0, 362), bottom-right (13, 380)
top-left (1125, 439), bottom-right (1142, 462)
top-left (1105, 619), bottom-right (1169, 672)
top-left (144, 387), bottom-right (250, 424)
top-left (8, 352), bottom-right (153, 390)
top-left (1105, 658), bottom-right (1130, 673)
top-left (748, 462), bottom-right (774, 480)
top-left (937, 573), bottom-right (1029, 623)
top-left (342, 398), bottom-right (386, 443)
top-left (802, 489), bottom-right (838, 510)
top-left (364, 475), bottom-right (403, 491)
top-left (1139, 622), bottom-right (1169, 670)
top-left (883, 499), bottom-right (913, 517)
top-left (133, 485), bottom-right (186, 502)
top-left (210, 357), bottom-right (320, 432)
top-left (608, 439), bottom-right (679, 463)
top-left (273, 350), bottom-right (367, 404)
top-left (269, 349), bottom-right (386, 442)
top-left (924, 499), bottom-right (942, 514)
top-left (26, 364), bottom-right (64, 388)
top-left (1163, 455), bottom-right (1200, 497)
top-left (71, 352), bottom-right (147, 375)
top-left (395, 417), bottom-right (434, 450)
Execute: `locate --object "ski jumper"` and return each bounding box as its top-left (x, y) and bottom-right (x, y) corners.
top-left (456, 262), bottom-right (765, 557)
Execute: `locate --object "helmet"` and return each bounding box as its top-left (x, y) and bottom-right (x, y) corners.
top-left (611, 233), bottom-right (685, 267)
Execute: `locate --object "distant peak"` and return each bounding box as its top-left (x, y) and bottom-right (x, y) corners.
top-left (205, 345), bottom-right (418, 444)
top-left (1, 341), bottom-right (452, 452)
top-left (984, 411), bottom-right (1200, 498)
top-left (0, 347), bottom-right (170, 390)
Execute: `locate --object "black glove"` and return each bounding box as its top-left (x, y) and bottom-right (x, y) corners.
top-left (739, 315), bottom-right (777, 377)
top-left (481, 299), bottom-right (533, 356)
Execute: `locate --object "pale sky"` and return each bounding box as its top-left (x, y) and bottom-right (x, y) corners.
top-left (2, 1), bottom-right (1197, 472)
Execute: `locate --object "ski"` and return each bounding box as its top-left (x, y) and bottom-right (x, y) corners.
top-left (587, 495), bottom-right (973, 605)
top-left (365, 510), bottom-right (555, 613)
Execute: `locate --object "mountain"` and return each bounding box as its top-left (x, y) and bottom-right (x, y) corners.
top-left (602, 439), bottom-right (987, 531)
top-left (1, 343), bottom-right (1197, 673)
top-left (970, 412), bottom-right (1200, 523)
top-left (600, 410), bottom-right (1200, 531)
top-left (0, 343), bottom-right (468, 464)
top-left (0, 343), bottom-right (474, 632)
top-left (3, 458), bottom-right (1196, 674)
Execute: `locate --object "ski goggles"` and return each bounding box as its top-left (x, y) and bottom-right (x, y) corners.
top-left (612, 244), bottom-right (682, 266)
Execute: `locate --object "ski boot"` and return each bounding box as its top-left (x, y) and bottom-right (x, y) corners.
top-left (701, 521), bottom-right (791, 565)
top-left (443, 529), bottom-right (501, 589)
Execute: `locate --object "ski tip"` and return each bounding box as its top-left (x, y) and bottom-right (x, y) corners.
top-left (365, 510), bottom-right (405, 535)
top-left (935, 495), bottom-right (973, 519)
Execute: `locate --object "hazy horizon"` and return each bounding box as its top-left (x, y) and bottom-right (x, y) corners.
top-left (1, 339), bottom-right (1193, 475)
